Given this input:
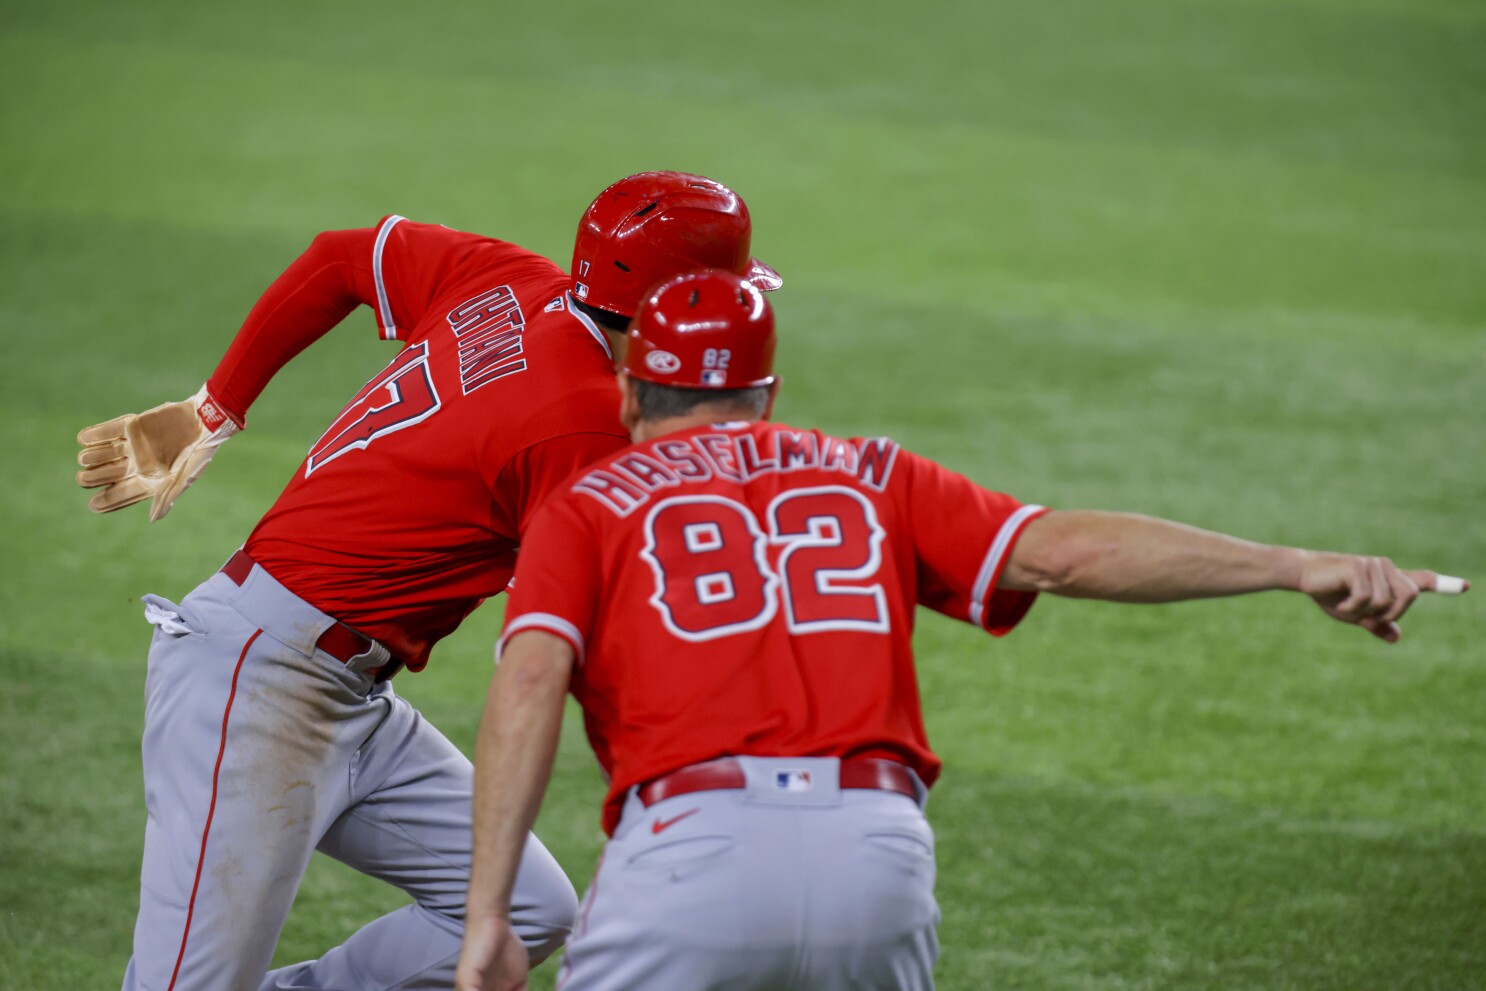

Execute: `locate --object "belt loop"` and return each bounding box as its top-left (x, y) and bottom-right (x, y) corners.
top-left (221, 549), bottom-right (254, 586)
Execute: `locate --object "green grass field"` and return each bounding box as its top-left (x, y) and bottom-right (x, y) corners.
top-left (2, 0), bottom-right (1483, 987)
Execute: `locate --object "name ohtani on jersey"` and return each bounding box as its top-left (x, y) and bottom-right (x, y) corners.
top-left (449, 285), bottom-right (527, 394)
top-left (573, 430), bottom-right (901, 518)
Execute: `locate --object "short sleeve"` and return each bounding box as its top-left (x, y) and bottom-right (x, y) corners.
top-left (901, 450), bottom-right (1050, 636)
top-left (499, 497), bottom-right (603, 665)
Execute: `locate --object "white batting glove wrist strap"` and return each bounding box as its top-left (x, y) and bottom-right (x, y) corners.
top-left (192, 383), bottom-right (243, 438)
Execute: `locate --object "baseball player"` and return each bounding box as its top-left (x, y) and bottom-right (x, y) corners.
top-left (454, 269), bottom-right (1469, 991)
top-left (75, 173), bottom-right (781, 991)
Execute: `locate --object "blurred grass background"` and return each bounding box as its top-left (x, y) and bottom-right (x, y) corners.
top-left (1, 0), bottom-right (1482, 988)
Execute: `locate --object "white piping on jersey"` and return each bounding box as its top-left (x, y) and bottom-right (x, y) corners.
top-left (566, 293), bottom-right (614, 361)
top-left (373, 215), bottom-right (407, 340)
top-left (498, 612), bottom-right (586, 666)
top-left (969, 504), bottom-right (1046, 628)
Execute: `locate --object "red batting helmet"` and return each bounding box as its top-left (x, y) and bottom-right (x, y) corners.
top-left (624, 270), bottom-right (777, 389)
top-left (571, 171), bottom-right (782, 318)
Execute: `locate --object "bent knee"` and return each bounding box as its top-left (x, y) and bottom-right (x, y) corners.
top-left (512, 871), bottom-right (579, 965)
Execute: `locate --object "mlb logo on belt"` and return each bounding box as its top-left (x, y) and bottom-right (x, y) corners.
top-left (774, 770), bottom-right (813, 792)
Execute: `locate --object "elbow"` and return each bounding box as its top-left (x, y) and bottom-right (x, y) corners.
top-left (1009, 526), bottom-right (1120, 596)
top-left (1015, 546), bottom-right (1081, 593)
top-left (306, 228), bottom-right (361, 255)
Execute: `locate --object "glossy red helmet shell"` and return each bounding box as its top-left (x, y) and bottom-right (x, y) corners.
top-left (624, 270), bottom-right (777, 389)
top-left (571, 171), bottom-right (781, 318)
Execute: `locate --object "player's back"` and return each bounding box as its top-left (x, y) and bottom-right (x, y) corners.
top-left (506, 419), bottom-right (1046, 831)
top-left (246, 218), bottom-right (628, 670)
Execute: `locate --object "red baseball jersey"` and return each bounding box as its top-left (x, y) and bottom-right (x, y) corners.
top-left (500, 420), bottom-right (1049, 833)
top-left (211, 217), bottom-right (630, 670)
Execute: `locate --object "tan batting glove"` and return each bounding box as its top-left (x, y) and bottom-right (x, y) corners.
top-left (76, 384), bottom-right (242, 522)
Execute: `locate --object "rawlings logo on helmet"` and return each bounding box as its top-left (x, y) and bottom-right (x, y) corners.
top-left (645, 350), bottom-right (682, 374)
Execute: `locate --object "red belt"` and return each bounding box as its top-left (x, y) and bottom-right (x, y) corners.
top-left (221, 550), bottom-right (402, 682)
top-left (638, 757), bottom-right (918, 806)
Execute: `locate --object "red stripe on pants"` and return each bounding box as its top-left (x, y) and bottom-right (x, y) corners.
top-left (166, 628), bottom-right (262, 991)
top-left (555, 846), bottom-right (607, 991)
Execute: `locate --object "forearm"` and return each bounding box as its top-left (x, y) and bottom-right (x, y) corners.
top-left (467, 634), bottom-right (572, 922)
top-left (207, 228), bottom-right (378, 421)
top-left (1003, 510), bottom-right (1307, 602)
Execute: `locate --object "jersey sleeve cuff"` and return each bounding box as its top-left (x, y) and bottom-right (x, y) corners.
top-left (498, 612), bottom-right (587, 666)
top-left (970, 504), bottom-right (1050, 636)
top-left (372, 215), bottom-right (407, 341)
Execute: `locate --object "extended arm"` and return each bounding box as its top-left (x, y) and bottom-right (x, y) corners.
top-left (76, 227), bottom-right (380, 520)
top-left (999, 510), bottom-right (1466, 642)
top-left (457, 631), bottom-right (576, 991)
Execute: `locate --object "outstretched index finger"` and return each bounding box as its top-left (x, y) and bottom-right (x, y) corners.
top-left (1407, 571), bottom-right (1470, 595)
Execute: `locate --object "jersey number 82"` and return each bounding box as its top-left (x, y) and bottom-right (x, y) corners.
top-left (640, 486), bottom-right (890, 641)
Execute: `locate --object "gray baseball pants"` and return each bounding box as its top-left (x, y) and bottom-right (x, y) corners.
top-left (120, 559), bottom-right (578, 991)
top-left (554, 756), bottom-right (941, 991)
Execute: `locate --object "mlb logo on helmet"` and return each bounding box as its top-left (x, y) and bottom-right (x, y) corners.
top-left (775, 770), bottom-right (813, 792)
top-left (700, 369), bottom-right (726, 387)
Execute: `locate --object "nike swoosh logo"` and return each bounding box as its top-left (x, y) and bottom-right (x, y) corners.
top-left (651, 807), bottom-right (701, 834)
